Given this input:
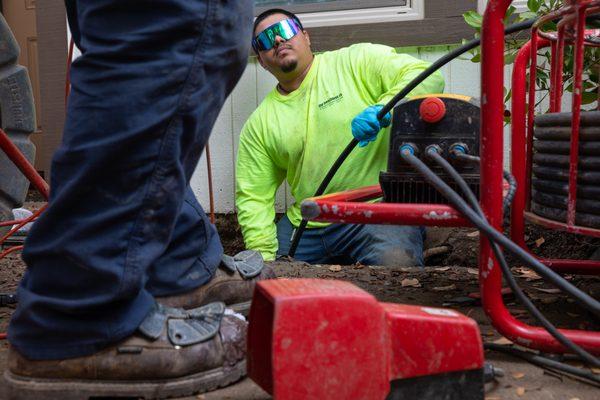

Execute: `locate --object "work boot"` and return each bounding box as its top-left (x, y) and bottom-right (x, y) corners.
top-left (4, 302), bottom-right (246, 400)
top-left (158, 250), bottom-right (276, 314)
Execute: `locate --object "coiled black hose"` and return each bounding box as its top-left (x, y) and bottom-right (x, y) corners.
top-left (453, 152), bottom-right (518, 215)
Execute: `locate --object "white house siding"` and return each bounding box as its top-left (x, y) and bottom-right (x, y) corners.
top-left (190, 45), bottom-right (509, 213)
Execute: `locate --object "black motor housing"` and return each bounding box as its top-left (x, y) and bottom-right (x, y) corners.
top-left (380, 95), bottom-right (481, 204)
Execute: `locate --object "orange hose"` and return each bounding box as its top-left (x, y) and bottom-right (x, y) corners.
top-left (65, 38), bottom-right (74, 105)
top-left (205, 143), bottom-right (215, 224)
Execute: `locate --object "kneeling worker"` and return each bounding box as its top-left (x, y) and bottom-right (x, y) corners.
top-left (236, 9), bottom-right (444, 266)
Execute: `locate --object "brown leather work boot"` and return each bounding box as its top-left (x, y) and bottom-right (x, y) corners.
top-left (157, 250), bottom-right (276, 314)
top-left (4, 303), bottom-right (246, 400)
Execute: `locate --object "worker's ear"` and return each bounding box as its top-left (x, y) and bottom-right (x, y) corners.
top-left (257, 53), bottom-right (267, 70)
top-left (303, 30), bottom-right (311, 47)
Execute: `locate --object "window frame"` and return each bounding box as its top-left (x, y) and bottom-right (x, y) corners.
top-left (477, 0), bottom-right (528, 14)
top-left (254, 0), bottom-right (424, 28)
top-left (255, 0), bottom-right (407, 14)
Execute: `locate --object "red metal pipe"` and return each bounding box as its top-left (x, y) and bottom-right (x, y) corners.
top-left (541, 258), bottom-right (600, 275)
top-left (553, 26), bottom-right (566, 112)
top-left (0, 245), bottom-right (24, 259)
top-left (510, 37), bottom-right (549, 247)
top-left (549, 40), bottom-right (558, 112)
top-left (302, 186), bottom-right (470, 227)
top-left (0, 129), bottom-right (49, 200)
top-left (566, 5), bottom-right (587, 226)
top-left (0, 205), bottom-right (46, 245)
top-left (526, 28), bottom-right (539, 211)
top-left (525, 210), bottom-right (600, 238)
top-left (205, 143), bottom-right (215, 224)
top-left (481, 0), bottom-right (600, 354)
top-left (65, 38), bottom-right (74, 106)
top-left (511, 39), bottom-right (545, 248)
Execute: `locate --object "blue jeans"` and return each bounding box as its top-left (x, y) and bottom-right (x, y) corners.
top-left (277, 215), bottom-right (425, 266)
top-left (8, 0), bottom-right (253, 360)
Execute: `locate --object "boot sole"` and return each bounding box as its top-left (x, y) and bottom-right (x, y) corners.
top-left (3, 359), bottom-right (246, 400)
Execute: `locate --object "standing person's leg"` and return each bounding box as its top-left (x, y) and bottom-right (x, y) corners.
top-left (145, 187), bottom-right (223, 297)
top-left (328, 223), bottom-right (425, 267)
top-left (7, 0), bottom-right (253, 394)
top-left (149, 187), bottom-right (275, 313)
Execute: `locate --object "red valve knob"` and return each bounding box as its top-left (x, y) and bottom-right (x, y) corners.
top-left (419, 97), bottom-right (446, 123)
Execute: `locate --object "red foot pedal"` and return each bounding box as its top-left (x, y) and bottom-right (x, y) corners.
top-left (248, 279), bottom-right (390, 399)
top-left (248, 279), bottom-right (484, 400)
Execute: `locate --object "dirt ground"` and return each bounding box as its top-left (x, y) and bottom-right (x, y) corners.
top-left (1, 208), bottom-right (600, 399)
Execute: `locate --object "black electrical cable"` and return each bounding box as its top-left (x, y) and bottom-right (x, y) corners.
top-left (485, 343), bottom-right (600, 386)
top-left (399, 150), bottom-right (600, 318)
top-left (453, 152), bottom-right (517, 213)
top-left (427, 148), bottom-right (600, 367)
top-left (288, 140), bottom-right (358, 256)
top-left (287, 18), bottom-right (538, 258)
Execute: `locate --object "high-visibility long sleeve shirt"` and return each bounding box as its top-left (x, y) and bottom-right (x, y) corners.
top-left (236, 43), bottom-right (445, 261)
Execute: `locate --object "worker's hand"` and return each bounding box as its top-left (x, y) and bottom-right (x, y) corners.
top-left (351, 105), bottom-right (392, 147)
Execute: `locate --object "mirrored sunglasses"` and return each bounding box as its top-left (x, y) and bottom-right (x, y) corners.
top-left (252, 18), bottom-right (301, 52)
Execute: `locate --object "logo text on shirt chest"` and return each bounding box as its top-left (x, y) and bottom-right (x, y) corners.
top-left (318, 93), bottom-right (344, 110)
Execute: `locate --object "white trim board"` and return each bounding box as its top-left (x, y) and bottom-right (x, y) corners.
top-left (478, 0), bottom-right (528, 14)
top-left (293, 1), bottom-right (424, 28)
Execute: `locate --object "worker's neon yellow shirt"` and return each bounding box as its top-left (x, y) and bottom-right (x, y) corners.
top-left (236, 43), bottom-right (445, 261)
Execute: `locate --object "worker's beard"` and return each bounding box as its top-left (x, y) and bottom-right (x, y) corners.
top-left (280, 60), bottom-right (298, 73)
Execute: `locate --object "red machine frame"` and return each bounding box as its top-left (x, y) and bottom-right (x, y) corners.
top-left (0, 129), bottom-right (48, 259)
top-left (302, 0), bottom-right (600, 355)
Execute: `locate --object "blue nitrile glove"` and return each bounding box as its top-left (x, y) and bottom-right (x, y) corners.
top-left (351, 105), bottom-right (392, 147)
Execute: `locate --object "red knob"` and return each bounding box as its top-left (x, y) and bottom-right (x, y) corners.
top-left (419, 97), bottom-right (446, 123)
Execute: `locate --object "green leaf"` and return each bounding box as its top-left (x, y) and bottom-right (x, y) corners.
top-left (581, 90), bottom-right (598, 105)
top-left (528, 0), bottom-right (541, 13)
top-left (519, 11), bottom-right (538, 20)
top-left (463, 11), bottom-right (483, 29)
top-left (470, 53), bottom-right (481, 63)
top-left (565, 82), bottom-right (574, 92)
top-left (504, 6), bottom-right (516, 23)
top-left (504, 52), bottom-right (517, 64)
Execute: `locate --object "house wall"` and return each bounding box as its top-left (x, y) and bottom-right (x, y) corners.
top-left (189, 45), bottom-right (515, 213)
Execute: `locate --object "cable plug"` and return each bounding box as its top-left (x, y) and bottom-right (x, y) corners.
top-left (399, 142), bottom-right (419, 157)
top-left (424, 144), bottom-right (443, 160)
top-left (483, 362), bottom-right (505, 383)
top-left (449, 143), bottom-right (469, 159)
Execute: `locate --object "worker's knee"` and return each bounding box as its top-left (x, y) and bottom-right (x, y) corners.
top-left (358, 225), bottom-right (425, 267)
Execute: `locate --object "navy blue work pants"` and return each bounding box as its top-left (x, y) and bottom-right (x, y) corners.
top-left (277, 215), bottom-right (425, 267)
top-left (8, 0), bottom-right (253, 360)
